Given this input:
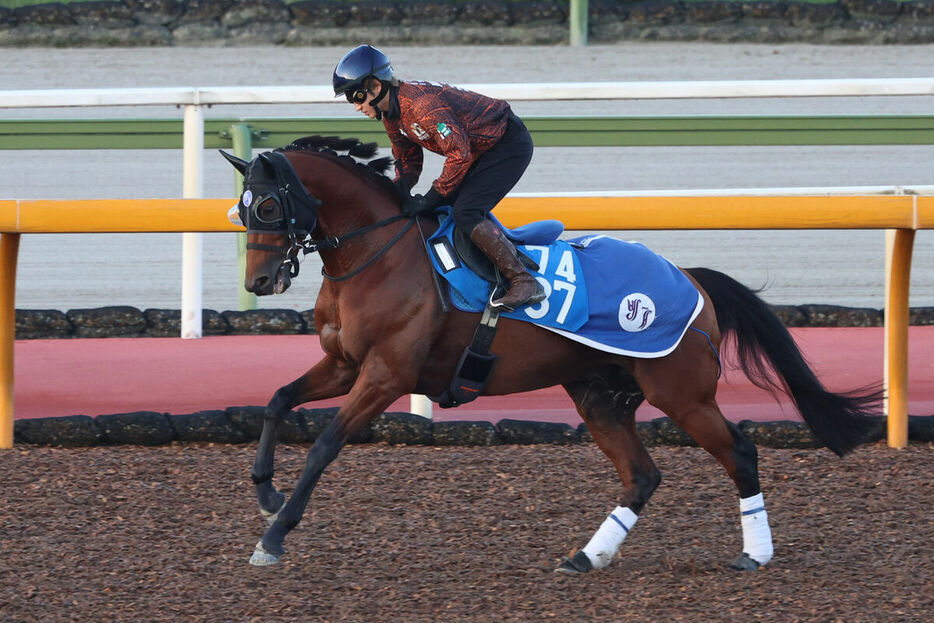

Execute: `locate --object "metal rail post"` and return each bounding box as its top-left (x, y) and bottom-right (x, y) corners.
top-left (570, 0), bottom-right (588, 46)
top-left (884, 228), bottom-right (914, 448)
top-left (0, 233), bottom-right (19, 448)
top-left (230, 123), bottom-right (257, 311)
top-left (181, 104), bottom-right (204, 339)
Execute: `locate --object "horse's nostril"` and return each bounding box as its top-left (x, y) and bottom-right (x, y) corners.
top-left (249, 275), bottom-right (269, 292)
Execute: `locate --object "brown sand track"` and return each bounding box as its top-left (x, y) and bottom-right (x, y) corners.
top-left (1, 442), bottom-right (931, 622)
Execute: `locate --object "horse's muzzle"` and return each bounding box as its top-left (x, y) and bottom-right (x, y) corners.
top-left (247, 267), bottom-right (291, 296)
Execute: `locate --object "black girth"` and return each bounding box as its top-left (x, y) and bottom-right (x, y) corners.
top-left (428, 302), bottom-right (501, 409)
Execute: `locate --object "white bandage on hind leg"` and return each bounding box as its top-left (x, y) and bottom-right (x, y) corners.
top-left (740, 493), bottom-right (773, 566)
top-left (581, 506), bottom-right (638, 569)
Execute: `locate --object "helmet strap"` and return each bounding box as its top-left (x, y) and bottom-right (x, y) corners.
top-left (369, 80), bottom-right (390, 120)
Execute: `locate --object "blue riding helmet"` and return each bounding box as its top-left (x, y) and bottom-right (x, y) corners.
top-left (332, 45), bottom-right (394, 97)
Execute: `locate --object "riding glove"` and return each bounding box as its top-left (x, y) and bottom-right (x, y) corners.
top-left (393, 178), bottom-right (411, 201)
top-left (402, 188), bottom-right (444, 216)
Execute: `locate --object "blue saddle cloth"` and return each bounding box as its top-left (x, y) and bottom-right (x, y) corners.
top-left (426, 213), bottom-right (704, 358)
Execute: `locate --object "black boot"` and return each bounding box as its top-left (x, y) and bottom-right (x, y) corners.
top-left (469, 220), bottom-right (546, 312)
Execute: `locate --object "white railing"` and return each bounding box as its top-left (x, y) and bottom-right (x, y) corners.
top-left (3, 78), bottom-right (934, 336)
top-left (5, 77), bottom-right (934, 108)
top-left (2, 78), bottom-right (934, 429)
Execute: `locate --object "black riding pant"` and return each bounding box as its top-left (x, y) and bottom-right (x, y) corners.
top-left (448, 111), bottom-right (534, 232)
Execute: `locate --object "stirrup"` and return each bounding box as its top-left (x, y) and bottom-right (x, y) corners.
top-left (488, 280), bottom-right (545, 312)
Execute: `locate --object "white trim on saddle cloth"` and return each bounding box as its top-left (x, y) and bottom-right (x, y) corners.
top-left (542, 290), bottom-right (704, 357)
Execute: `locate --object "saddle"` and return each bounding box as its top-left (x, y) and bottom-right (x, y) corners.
top-left (428, 214), bottom-right (565, 408)
top-left (445, 216), bottom-right (564, 287)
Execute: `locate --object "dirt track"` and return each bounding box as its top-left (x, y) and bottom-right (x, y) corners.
top-left (1, 442), bottom-right (931, 622)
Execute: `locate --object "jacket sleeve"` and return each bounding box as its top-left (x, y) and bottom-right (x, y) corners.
top-left (389, 130), bottom-right (423, 189)
top-left (423, 109), bottom-right (473, 197)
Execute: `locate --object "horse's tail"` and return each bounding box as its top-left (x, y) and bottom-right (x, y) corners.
top-left (686, 267), bottom-right (883, 456)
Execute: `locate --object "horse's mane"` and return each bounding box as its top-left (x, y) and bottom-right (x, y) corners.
top-left (281, 136), bottom-right (396, 195)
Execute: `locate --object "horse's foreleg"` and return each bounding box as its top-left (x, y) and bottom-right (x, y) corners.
top-left (252, 355), bottom-right (357, 520)
top-left (250, 416), bottom-right (347, 566)
top-left (556, 379), bottom-right (659, 574)
top-left (250, 357), bottom-right (403, 566)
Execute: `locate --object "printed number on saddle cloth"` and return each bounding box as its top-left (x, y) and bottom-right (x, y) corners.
top-left (426, 214), bottom-right (589, 332)
top-left (522, 245), bottom-right (578, 324)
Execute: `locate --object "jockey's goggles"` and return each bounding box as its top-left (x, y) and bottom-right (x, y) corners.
top-left (345, 88), bottom-right (369, 104)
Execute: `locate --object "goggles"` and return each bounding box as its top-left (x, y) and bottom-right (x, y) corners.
top-left (228, 151), bottom-right (322, 238)
top-left (231, 188), bottom-right (287, 230)
top-left (345, 88), bottom-right (369, 104)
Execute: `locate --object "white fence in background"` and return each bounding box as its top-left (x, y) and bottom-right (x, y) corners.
top-left (2, 78), bottom-right (933, 432)
top-left (3, 77), bottom-right (934, 336)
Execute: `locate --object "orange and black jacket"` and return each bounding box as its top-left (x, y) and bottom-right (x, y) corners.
top-left (382, 80), bottom-right (511, 199)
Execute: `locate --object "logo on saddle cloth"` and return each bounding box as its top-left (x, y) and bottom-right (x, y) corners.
top-left (619, 293), bottom-right (656, 332)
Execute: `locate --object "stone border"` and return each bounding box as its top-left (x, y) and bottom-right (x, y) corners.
top-left (13, 406), bottom-right (934, 446)
top-left (13, 304), bottom-right (934, 339)
top-left (3, 0), bottom-right (934, 47)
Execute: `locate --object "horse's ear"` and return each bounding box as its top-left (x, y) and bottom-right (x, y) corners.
top-left (219, 150), bottom-right (249, 175)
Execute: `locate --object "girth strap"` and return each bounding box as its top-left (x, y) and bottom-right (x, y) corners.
top-left (471, 304), bottom-right (501, 353)
top-left (429, 303), bottom-right (502, 409)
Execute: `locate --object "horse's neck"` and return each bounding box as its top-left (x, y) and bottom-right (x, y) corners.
top-left (320, 193), bottom-right (397, 238)
top-left (304, 159), bottom-right (413, 275)
top-left (302, 156), bottom-right (399, 236)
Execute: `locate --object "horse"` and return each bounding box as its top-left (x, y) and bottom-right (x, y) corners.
top-left (220, 136), bottom-right (883, 572)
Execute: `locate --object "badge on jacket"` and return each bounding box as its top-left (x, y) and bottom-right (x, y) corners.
top-left (410, 122), bottom-right (430, 140)
top-left (437, 122), bottom-right (452, 139)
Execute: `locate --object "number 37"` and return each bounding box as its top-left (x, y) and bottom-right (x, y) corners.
top-left (522, 246), bottom-right (577, 324)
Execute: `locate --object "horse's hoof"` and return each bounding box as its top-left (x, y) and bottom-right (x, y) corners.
top-left (259, 492), bottom-right (286, 525)
top-left (249, 540), bottom-right (284, 566)
top-left (554, 550), bottom-right (594, 575)
top-left (729, 552), bottom-right (762, 571)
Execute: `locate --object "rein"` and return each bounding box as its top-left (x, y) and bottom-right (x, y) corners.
top-left (248, 213), bottom-right (414, 282)
top-left (320, 214), bottom-right (415, 282)
top-left (240, 149), bottom-right (419, 283)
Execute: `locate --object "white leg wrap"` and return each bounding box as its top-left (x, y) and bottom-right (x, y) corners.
top-left (740, 493), bottom-right (773, 566)
top-left (582, 506), bottom-right (638, 569)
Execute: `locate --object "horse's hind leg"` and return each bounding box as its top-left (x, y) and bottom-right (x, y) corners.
top-left (556, 374), bottom-right (660, 574)
top-left (634, 332), bottom-right (773, 570)
top-left (664, 399), bottom-right (772, 570)
top-left (252, 355), bottom-right (357, 521)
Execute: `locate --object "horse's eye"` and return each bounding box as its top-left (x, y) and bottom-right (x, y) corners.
top-left (256, 199), bottom-right (282, 223)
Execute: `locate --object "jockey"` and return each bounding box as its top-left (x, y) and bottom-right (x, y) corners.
top-left (332, 44), bottom-right (545, 312)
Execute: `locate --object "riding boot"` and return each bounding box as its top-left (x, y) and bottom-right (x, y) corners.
top-left (469, 219), bottom-right (546, 312)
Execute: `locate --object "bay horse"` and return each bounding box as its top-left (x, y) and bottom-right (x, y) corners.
top-left (220, 136), bottom-right (882, 572)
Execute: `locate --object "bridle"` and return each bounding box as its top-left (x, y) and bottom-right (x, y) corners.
top-left (234, 151), bottom-right (415, 282)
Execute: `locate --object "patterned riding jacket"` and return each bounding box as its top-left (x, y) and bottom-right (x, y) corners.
top-left (382, 81), bottom-right (511, 198)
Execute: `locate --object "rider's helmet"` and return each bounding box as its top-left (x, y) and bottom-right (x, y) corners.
top-left (332, 45), bottom-right (394, 100)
